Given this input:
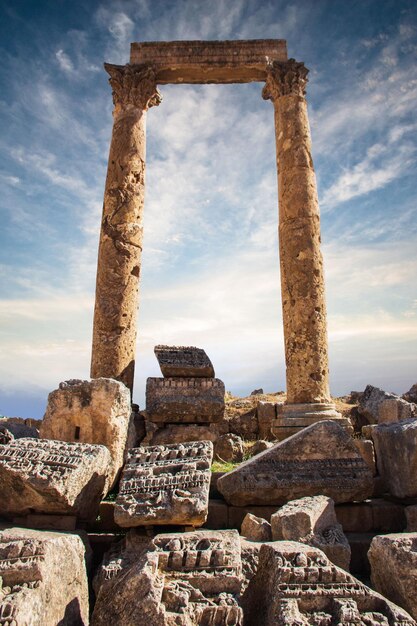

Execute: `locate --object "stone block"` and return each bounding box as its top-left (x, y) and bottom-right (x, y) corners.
top-left (370, 499), bottom-right (407, 532)
top-left (148, 422), bottom-right (224, 446)
top-left (404, 383), bottom-right (417, 404)
top-left (88, 501), bottom-right (119, 532)
top-left (406, 505), bottom-right (417, 531)
top-left (335, 502), bottom-right (373, 533)
top-left (346, 532), bottom-right (375, 577)
top-left (0, 438), bottom-right (110, 520)
top-left (242, 540), bottom-right (415, 625)
top-left (257, 401), bottom-right (276, 422)
top-left (92, 529), bottom-right (243, 625)
top-left (40, 378), bottom-right (132, 490)
top-left (379, 397), bottom-right (416, 423)
top-left (371, 418), bottom-right (417, 498)
top-left (209, 471), bottom-right (225, 499)
top-left (214, 433), bottom-right (243, 462)
top-left (146, 377), bottom-right (225, 423)
top-left (358, 384), bottom-right (416, 424)
top-left (250, 440), bottom-right (274, 456)
top-left (114, 441), bottom-right (213, 527)
top-left (218, 420), bottom-right (373, 506)
top-left (0, 526), bottom-right (89, 625)
top-left (241, 513), bottom-right (272, 542)
top-left (0, 416), bottom-right (40, 439)
top-left (204, 499), bottom-right (229, 530)
top-left (354, 438), bottom-right (376, 475)
top-left (25, 514), bottom-right (77, 531)
top-left (271, 496), bottom-right (350, 570)
top-left (228, 505), bottom-right (278, 529)
top-left (369, 533), bottom-right (417, 620)
top-left (154, 344), bottom-right (215, 377)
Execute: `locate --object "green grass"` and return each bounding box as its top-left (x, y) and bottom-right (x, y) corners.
top-left (211, 461), bottom-right (238, 473)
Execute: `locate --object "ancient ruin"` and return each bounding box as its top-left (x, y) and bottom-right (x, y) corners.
top-left (2, 37), bottom-right (417, 626)
top-left (114, 441), bottom-right (213, 527)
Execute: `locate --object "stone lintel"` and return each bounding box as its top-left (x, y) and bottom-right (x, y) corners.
top-left (130, 39), bottom-right (287, 83)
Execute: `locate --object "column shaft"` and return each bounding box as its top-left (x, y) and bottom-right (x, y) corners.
top-left (91, 64), bottom-right (161, 393)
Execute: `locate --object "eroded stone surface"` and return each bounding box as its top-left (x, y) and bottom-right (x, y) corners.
top-left (0, 526), bottom-right (89, 625)
top-left (40, 378), bottom-right (131, 490)
top-left (218, 421), bottom-right (373, 506)
top-left (243, 541), bottom-right (415, 625)
top-left (146, 377), bottom-right (225, 423)
top-left (0, 438), bottom-right (110, 520)
top-left (371, 418), bottom-right (417, 498)
top-left (0, 416), bottom-right (40, 439)
top-left (114, 441), bottom-right (213, 527)
top-left (406, 506), bottom-right (417, 532)
top-left (154, 345), bottom-right (215, 378)
top-left (92, 529), bottom-right (243, 625)
top-left (358, 385), bottom-right (417, 424)
top-left (214, 433), bottom-right (243, 462)
top-left (369, 533), bottom-right (417, 620)
top-left (241, 513), bottom-right (272, 542)
top-left (271, 496), bottom-right (350, 570)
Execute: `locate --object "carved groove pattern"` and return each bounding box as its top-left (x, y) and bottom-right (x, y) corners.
top-left (104, 63), bottom-right (162, 112)
top-left (262, 58), bottom-right (309, 101)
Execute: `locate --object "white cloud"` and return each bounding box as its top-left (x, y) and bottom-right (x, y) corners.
top-left (55, 49), bottom-right (74, 73)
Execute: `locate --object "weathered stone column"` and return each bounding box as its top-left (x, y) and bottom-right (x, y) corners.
top-left (91, 63), bottom-right (161, 393)
top-left (263, 59), bottom-right (342, 437)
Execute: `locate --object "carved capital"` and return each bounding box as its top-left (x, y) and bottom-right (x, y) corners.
top-left (262, 58), bottom-right (309, 102)
top-left (104, 63), bottom-right (162, 114)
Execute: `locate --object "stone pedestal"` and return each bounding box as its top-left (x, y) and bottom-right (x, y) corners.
top-left (91, 64), bottom-right (161, 393)
top-left (263, 59), bottom-right (341, 433)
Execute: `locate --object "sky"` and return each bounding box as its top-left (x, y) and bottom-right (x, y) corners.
top-left (0, 0), bottom-right (416, 419)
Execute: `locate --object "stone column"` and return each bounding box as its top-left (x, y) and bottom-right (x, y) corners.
top-left (263, 59), bottom-right (341, 435)
top-left (91, 63), bottom-right (162, 393)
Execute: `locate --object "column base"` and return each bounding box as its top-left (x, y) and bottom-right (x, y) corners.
top-left (271, 402), bottom-right (353, 442)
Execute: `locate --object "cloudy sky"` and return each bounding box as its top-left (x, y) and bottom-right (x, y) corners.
top-left (1, 0), bottom-right (416, 418)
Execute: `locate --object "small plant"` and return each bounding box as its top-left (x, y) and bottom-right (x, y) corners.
top-left (211, 460), bottom-right (237, 473)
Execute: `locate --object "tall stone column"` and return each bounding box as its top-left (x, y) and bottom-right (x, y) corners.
top-left (262, 59), bottom-right (342, 437)
top-left (91, 63), bottom-right (161, 393)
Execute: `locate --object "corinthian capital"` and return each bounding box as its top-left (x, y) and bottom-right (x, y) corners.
top-left (262, 58), bottom-right (309, 102)
top-left (104, 63), bottom-right (162, 114)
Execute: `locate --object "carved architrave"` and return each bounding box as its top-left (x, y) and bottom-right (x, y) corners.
top-left (104, 63), bottom-right (162, 115)
top-left (262, 58), bottom-right (309, 102)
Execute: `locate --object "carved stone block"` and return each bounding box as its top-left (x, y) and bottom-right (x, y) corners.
top-left (146, 377), bottom-right (225, 423)
top-left (0, 526), bottom-right (89, 625)
top-left (243, 540), bottom-right (416, 625)
top-left (40, 378), bottom-right (132, 490)
top-left (0, 438), bottom-right (110, 520)
top-left (271, 496), bottom-right (351, 570)
top-left (114, 441), bottom-right (213, 527)
top-left (92, 529), bottom-right (243, 625)
top-left (154, 345), bottom-right (215, 378)
top-left (217, 420), bottom-right (374, 506)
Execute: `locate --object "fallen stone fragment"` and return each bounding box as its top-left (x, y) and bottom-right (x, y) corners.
top-left (0, 427), bottom-right (14, 444)
top-left (214, 433), bottom-right (243, 462)
top-left (217, 420), bottom-right (373, 506)
top-left (92, 529), bottom-right (243, 626)
top-left (370, 418), bottom-right (417, 498)
top-left (114, 441), bottom-right (213, 527)
top-left (0, 438), bottom-right (110, 520)
top-left (353, 438), bottom-right (376, 475)
top-left (146, 377), bottom-right (225, 423)
top-left (241, 513), bottom-right (272, 542)
top-left (403, 383), bottom-right (417, 404)
top-left (243, 540), bottom-right (416, 625)
top-left (40, 377), bottom-right (132, 490)
top-left (271, 495), bottom-right (350, 570)
top-left (154, 345), bottom-right (215, 378)
top-left (369, 533), bottom-right (417, 620)
top-left (0, 416), bottom-right (40, 439)
top-left (250, 440), bottom-right (274, 456)
top-left (358, 384), bottom-right (416, 424)
top-left (0, 526), bottom-right (89, 625)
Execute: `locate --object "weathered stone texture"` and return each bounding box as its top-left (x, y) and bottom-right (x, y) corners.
top-left (0, 416), bottom-right (40, 439)
top-left (92, 529), bottom-right (243, 625)
top-left (0, 438), bottom-right (110, 520)
top-left (369, 533), bottom-right (417, 620)
top-left (217, 420), bottom-right (373, 506)
top-left (40, 377), bottom-right (131, 490)
top-left (130, 39), bottom-right (288, 83)
top-left (354, 438), bottom-right (377, 475)
top-left (241, 513), bottom-right (272, 542)
top-left (146, 377), bottom-right (225, 423)
top-left (91, 63), bottom-right (161, 392)
top-left (114, 441), bottom-right (213, 527)
top-left (0, 526), bottom-right (89, 625)
top-left (403, 383), bottom-right (417, 404)
top-left (243, 541), bottom-right (416, 625)
top-left (154, 345), bottom-right (215, 378)
top-left (406, 505), bottom-right (417, 532)
top-left (358, 384), bottom-right (417, 424)
top-left (262, 59), bottom-right (332, 407)
top-left (370, 418), bottom-right (417, 498)
top-left (271, 496), bottom-right (350, 570)
top-left (214, 433), bottom-right (243, 462)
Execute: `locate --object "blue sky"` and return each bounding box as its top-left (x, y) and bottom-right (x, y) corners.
top-left (1, 0), bottom-right (416, 418)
